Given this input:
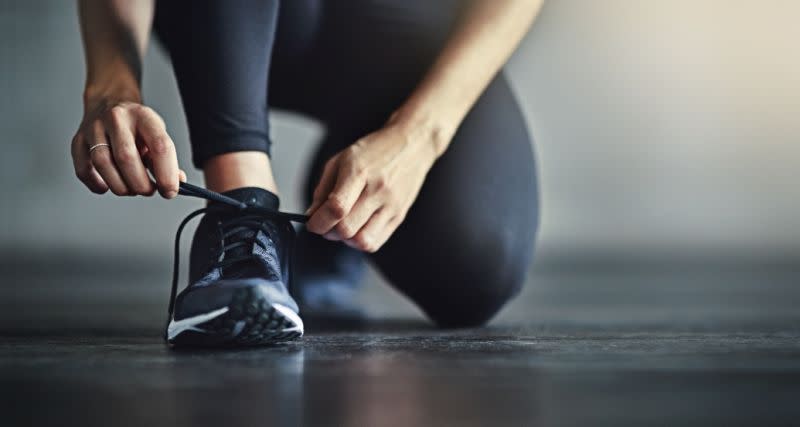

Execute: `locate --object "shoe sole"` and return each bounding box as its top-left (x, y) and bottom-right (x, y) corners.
top-left (167, 286), bottom-right (303, 347)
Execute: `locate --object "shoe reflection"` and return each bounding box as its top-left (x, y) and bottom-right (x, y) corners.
top-left (164, 319), bottom-right (539, 427)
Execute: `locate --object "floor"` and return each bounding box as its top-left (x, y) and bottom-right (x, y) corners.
top-left (1, 254), bottom-right (799, 427)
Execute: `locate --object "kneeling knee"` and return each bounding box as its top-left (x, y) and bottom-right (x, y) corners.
top-left (423, 271), bottom-right (525, 328)
top-left (404, 225), bottom-right (536, 328)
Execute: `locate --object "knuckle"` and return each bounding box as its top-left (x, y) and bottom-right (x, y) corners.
top-left (141, 105), bottom-right (166, 125)
top-left (127, 103), bottom-right (147, 116)
top-left (326, 195), bottom-right (348, 218)
top-left (335, 222), bottom-right (356, 239)
top-left (149, 135), bottom-right (170, 155)
top-left (89, 120), bottom-right (104, 139)
top-left (139, 104), bottom-right (156, 117)
top-left (373, 175), bottom-right (388, 191)
top-left (350, 162), bottom-right (367, 178)
top-left (107, 105), bottom-right (127, 123)
top-left (113, 149), bottom-right (136, 166)
top-left (353, 138), bottom-right (367, 148)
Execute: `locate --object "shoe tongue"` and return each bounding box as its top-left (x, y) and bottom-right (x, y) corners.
top-left (216, 187), bottom-right (280, 210)
top-left (214, 187), bottom-right (281, 280)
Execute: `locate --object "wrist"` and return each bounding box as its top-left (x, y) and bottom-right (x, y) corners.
top-left (388, 106), bottom-right (456, 160)
top-left (83, 65), bottom-right (142, 112)
top-left (83, 85), bottom-right (141, 111)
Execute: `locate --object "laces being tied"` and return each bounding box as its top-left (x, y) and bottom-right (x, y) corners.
top-left (167, 182), bottom-right (308, 320)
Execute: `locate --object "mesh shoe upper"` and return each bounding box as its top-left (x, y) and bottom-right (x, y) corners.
top-left (173, 187), bottom-right (299, 318)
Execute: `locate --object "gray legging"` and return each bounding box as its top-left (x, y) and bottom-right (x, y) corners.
top-left (154, 0), bottom-right (539, 327)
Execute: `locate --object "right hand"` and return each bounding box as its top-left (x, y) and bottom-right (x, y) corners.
top-left (71, 99), bottom-right (186, 198)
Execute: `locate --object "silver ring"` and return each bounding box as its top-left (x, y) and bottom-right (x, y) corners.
top-left (88, 143), bottom-right (110, 154)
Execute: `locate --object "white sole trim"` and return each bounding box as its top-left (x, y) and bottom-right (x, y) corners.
top-left (167, 306), bottom-right (229, 341)
top-left (166, 303), bottom-right (303, 342)
top-left (273, 303), bottom-right (304, 335)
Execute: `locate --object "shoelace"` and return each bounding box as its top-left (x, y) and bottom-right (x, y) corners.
top-left (167, 182), bottom-right (308, 322)
top-left (213, 215), bottom-right (279, 271)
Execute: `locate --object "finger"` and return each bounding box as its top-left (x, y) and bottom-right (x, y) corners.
top-left (307, 163), bottom-right (367, 235)
top-left (136, 107), bottom-right (179, 198)
top-left (141, 152), bottom-right (187, 186)
top-left (88, 121), bottom-right (130, 196)
top-left (71, 131), bottom-right (108, 194)
top-left (306, 155), bottom-right (339, 216)
top-left (345, 208), bottom-right (397, 253)
top-left (105, 107), bottom-right (155, 196)
top-left (330, 189), bottom-right (382, 240)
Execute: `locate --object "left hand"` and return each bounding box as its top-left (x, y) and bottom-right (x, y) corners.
top-left (305, 122), bottom-right (440, 252)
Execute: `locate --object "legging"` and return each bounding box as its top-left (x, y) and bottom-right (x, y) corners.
top-left (153, 0), bottom-right (539, 327)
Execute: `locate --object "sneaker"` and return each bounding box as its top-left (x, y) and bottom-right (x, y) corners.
top-left (292, 227), bottom-right (367, 324)
top-left (165, 183), bottom-right (308, 347)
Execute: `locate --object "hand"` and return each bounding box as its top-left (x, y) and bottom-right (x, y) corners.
top-left (71, 99), bottom-right (185, 197)
top-left (305, 123), bottom-right (440, 252)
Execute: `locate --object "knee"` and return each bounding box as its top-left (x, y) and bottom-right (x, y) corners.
top-left (424, 278), bottom-right (524, 329)
top-left (419, 231), bottom-right (532, 328)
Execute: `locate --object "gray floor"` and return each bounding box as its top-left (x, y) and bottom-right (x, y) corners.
top-left (1, 253), bottom-right (799, 427)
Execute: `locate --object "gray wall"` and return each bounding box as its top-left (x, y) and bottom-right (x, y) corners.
top-left (1, 0), bottom-right (798, 261)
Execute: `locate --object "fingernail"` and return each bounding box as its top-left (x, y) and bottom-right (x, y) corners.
top-left (165, 190), bottom-right (177, 199)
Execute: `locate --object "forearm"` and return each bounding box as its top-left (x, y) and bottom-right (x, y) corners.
top-left (392, 0), bottom-right (544, 157)
top-left (78, 0), bottom-right (155, 107)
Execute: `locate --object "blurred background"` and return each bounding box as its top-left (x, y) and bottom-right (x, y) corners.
top-left (0, 0), bottom-right (798, 326)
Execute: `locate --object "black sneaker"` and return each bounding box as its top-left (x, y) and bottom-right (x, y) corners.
top-left (165, 183), bottom-right (308, 347)
top-left (292, 227), bottom-right (367, 324)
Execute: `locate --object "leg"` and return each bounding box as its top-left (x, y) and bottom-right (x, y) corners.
top-left (153, 0), bottom-right (280, 192)
top-left (281, 1), bottom-right (538, 326)
top-left (267, 0), bottom-right (462, 314)
top-left (154, 1), bottom-right (329, 347)
top-left (372, 75), bottom-right (539, 327)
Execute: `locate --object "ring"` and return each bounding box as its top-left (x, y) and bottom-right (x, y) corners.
top-left (88, 143), bottom-right (110, 154)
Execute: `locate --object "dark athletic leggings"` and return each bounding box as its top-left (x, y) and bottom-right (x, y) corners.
top-left (154, 0), bottom-right (539, 327)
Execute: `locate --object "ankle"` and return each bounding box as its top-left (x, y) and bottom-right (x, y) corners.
top-left (203, 151), bottom-right (279, 195)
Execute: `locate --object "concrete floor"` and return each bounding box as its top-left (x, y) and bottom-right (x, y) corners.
top-left (1, 254), bottom-right (799, 426)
